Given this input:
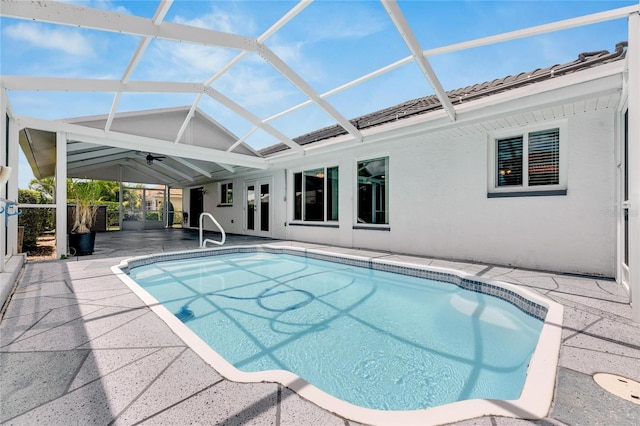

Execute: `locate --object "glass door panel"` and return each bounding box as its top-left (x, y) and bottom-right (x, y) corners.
top-left (245, 180), bottom-right (271, 236)
top-left (260, 183), bottom-right (269, 232)
top-left (247, 185), bottom-right (255, 231)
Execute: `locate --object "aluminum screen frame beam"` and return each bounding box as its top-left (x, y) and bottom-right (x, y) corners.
top-left (263, 4), bottom-right (639, 124)
top-left (381, 1), bottom-right (456, 121)
top-left (106, 0), bottom-right (174, 132)
top-left (0, 0), bottom-right (253, 51)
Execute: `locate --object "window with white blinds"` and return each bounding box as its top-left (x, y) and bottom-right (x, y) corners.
top-left (528, 129), bottom-right (560, 186)
top-left (495, 127), bottom-right (561, 190)
top-left (492, 126), bottom-right (564, 196)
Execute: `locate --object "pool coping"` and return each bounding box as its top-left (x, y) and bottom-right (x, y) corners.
top-left (111, 244), bottom-right (564, 426)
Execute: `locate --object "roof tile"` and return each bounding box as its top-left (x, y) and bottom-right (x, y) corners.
top-left (261, 42), bottom-right (627, 156)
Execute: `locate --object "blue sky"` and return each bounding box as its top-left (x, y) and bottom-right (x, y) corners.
top-left (1, 0), bottom-right (636, 188)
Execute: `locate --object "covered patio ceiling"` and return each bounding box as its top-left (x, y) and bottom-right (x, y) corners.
top-left (1, 1), bottom-right (638, 186)
top-left (18, 106), bottom-right (263, 186)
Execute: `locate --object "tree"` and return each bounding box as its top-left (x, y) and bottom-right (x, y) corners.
top-left (28, 177), bottom-right (56, 202)
top-left (94, 180), bottom-right (120, 202)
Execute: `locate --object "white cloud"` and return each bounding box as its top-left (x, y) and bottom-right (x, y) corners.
top-left (173, 7), bottom-right (255, 34)
top-left (213, 62), bottom-right (296, 118)
top-left (141, 7), bottom-right (257, 81)
top-left (91, 0), bottom-right (131, 15)
top-left (60, 0), bottom-right (131, 15)
top-left (269, 39), bottom-right (306, 65)
top-left (146, 40), bottom-right (235, 81)
top-left (306, 8), bottom-right (387, 41)
top-left (4, 23), bottom-right (94, 56)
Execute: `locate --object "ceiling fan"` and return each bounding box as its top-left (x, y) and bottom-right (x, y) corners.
top-left (145, 153), bottom-right (166, 165)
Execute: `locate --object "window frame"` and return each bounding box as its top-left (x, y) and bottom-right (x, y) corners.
top-left (218, 181), bottom-right (233, 206)
top-left (290, 165), bottom-right (339, 224)
top-left (354, 155), bottom-right (390, 228)
top-left (488, 121), bottom-right (568, 197)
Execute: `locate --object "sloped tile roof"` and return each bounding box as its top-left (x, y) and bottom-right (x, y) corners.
top-left (260, 42), bottom-right (627, 156)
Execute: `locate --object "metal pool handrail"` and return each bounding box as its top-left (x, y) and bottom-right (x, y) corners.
top-left (199, 212), bottom-right (226, 248)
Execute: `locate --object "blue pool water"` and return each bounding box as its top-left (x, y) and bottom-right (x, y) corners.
top-left (129, 252), bottom-right (543, 411)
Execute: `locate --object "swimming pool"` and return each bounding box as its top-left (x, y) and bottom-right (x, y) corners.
top-left (114, 244), bottom-right (563, 425)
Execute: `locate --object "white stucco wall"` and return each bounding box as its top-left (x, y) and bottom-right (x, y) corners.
top-left (386, 110), bottom-right (615, 275)
top-left (195, 109), bottom-right (616, 277)
top-left (308, 110), bottom-right (614, 276)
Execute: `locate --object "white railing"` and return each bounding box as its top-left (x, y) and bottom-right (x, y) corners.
top-left (199, 212), bottom-right (226, 248)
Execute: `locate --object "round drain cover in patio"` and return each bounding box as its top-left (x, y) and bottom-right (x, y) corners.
top-left (593, 373), bottom-right (640, 404)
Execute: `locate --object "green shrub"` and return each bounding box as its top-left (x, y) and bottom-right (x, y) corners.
top-left (103, 201), bottom-right (120, 227)
top-left (18, 189), bottom-right (52, 250)
top-left (145, 211), bottom-right (160, 221)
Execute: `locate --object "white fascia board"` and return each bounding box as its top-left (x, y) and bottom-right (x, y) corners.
top-left (0, 0), bottom-right (254, 51)
top-left (1, 77), bottom-right (205, 93)
top-left (16, 116), bottom-right (267, 169)
top-left (203, 86), bottom-right (303, 153)
top-left (449, 62), bottom-right (625, 116)
top-left (360, 73), bottom-right (623, 144)
top-left (269, 65), bottom-right (625, 164)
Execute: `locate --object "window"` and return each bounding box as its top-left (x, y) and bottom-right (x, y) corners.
top-left (357, 157), bottom-right (388, 224)
top-left (491, 126), bottom-right (565, 196)
top-left (293, 166), bottom-right (338, 222)
top-left (219, 182), bottom-right (233, 205)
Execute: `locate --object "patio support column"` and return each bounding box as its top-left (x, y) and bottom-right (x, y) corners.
top-left (56, 132), bottom-right (68, 258)
top-left (6, 115), bottom-right (19, 254)
top-left (118, 166), bottom-right (123, 230)
top-left (164, 185), bottom-right (168, 228)
top-left (1, 92), bottom-right (7, 272)
top-left (629, 10), bottom-right (640, 323)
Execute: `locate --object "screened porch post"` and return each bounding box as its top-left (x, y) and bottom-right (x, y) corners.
top-left (1, 92), bottom-right (7, 272)
top-left (118, 166), bottom-right (123, 230)
top-left (629, 10), bottom-right (640, 323)
top-left (6, 114), bottom-right (19, 255)
top-left (55, 132), bottom-right (67, 258)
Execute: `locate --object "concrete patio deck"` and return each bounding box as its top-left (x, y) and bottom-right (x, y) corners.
top-left (1, 229), bottom-right (638, 425)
